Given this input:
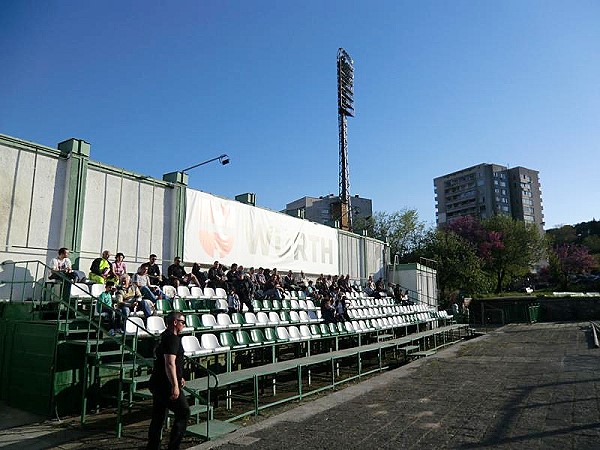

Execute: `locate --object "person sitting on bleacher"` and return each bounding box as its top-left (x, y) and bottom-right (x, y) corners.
top-left (207, 260), bottom-right (226, 289)
top-left (374, 277), bottom-right (386, 299)
top-left (89, 250), bottom-right (117, 285)
top-left (167, 256), bottom-right (200, 288)
top-left (284, 270), bottom-right (298, 291)
top-left (335, 295), bottom-right (349, 322)
top-left (315, 274), bottom-right (327, 295)
top-left (146, 254), bottom-right (165, 286)
top-left (263, 273), bottom-right (284, 300)
top-left (338, 274), bottom-right (350, 293)
top-left (393, 284), bottom-right (403, 303)
top-left (49, 247), bottom-right (78, 282)
top-left (255, 267), bottom-right (266, 290)
top-left (96, 281), bottom-right (119, 335)
top-left (365, 275), bottom-right (375, 296)
top-left (191, 262), bottom-right (207, 289)
top-left (305, 280), bottom-right (318, 300)
top-left (116, 274), bottom-right (153, 319)
top-left (112, 252), bottom-right (127, 280)
top-left (134, 264), bottom-right (168, 305)
top-left (297, 271), bottom-right (308, 290)
top-left (321, 295), bottom-right (336, 324)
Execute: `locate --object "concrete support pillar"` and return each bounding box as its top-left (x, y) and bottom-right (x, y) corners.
top-left (57, 138), bottom-right (90, 269)
top-left (162, 171), bottom-right (188, 260)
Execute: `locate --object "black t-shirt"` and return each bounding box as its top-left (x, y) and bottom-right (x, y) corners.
top-left (168, 264), bottom-right (187, 280)
top-left (150, 329), bottom-right (184, 393)
top-left (147, 263), bottom-right (161, 281)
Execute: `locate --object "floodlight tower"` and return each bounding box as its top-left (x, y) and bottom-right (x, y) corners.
top-left (337, 48), bottom-right (354, 231)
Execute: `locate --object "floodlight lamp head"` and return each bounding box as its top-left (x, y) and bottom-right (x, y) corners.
top-left (219, 155), bottom-right (230, 166)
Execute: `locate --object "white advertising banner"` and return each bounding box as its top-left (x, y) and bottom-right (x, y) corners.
top-left (184, 190), bottom-right (339, 273)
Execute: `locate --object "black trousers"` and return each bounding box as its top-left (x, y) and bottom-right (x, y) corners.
top-left (147, 389), bottom-right (190, 450)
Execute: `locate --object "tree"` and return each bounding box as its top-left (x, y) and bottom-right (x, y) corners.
top-left (546, 225), bottom-right (578, 245)
top-left (360, 209), bottom-right (428, 260)
top-left (417, 229), bottom-right (490, 301)
top-left (550, 243), bottom-right (597, 289)
top-left (481, 215), bottom-right (546, 293)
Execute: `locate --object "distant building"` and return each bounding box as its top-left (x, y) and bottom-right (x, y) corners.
top-left (434, 163), bottom-right (544, 231)
top-left (284, 194), bottom-right (373, 228)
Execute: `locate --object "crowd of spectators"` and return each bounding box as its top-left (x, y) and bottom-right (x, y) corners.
top-left (50, 247), bottom-right (414, 334)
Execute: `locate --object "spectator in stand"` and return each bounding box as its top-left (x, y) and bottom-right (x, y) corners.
top-left (207, 261), bottom-right (226, 289)
top-left (365, 275), bottom-right (376, 296)
top-left (305, 280), bottom-right (318, 300)
top-left (146, 254), bottom-right (164, 286)
top-left (344, 275), bottom-right (352, 293)
top-left (386, 283), bottom-right (395, 298)
top-left (402, 290), bottom-right (410, 303)
top-left (315, 275), bottom-right (327, 295)
top-left (96, 281), bottom-right (118, 335)
top-left (167, 257), bottom-right (200, 288)
top-left (49, 247), bottom-right (78, 282)
top-left (227, 287), bottom-right (241, 314)
top-left (298, 271), bottom-right (308, 290)
top-left (321, 295), bottom-right (336, 324)
top-left (236, 273), bottom-right (255, 313)
top-left (325, 275), bottom-right (333, 290)
top-left (255, 267), bottom-right (266, 297)
top-left (191, 263), bottom-right (207, 289)
top-left (393, 284), bottom-right (403, 304)
top-left (283, 270), bottom-right (298, 291)
top-left (264, 273), bottom-right (284, 300)
top-left (134, 264), bottom-right (168, 305)
top-left (89, 250), bottom-right (117, 285)
top-left (248, 267), bottom-right (257, 287)
top-left (226, 263), bottom-right (239, 289)
top-left (337, 274), bottom-right (349, 293)
top-left (335, 295), bottom-right (349, 322)
top-left (116, 274), bottom-right (153, 320)
top-left (374, 277), bottom-right (386, 299)
top-left (112, 253), bottom-right (127, 280)
top-left (236, 265), bottom-right (245, 280)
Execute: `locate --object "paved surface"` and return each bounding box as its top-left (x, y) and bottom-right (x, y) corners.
top-left (192, 322), bottom-right (600, 450)
top-left (2, 322), bottom-right (600, 449)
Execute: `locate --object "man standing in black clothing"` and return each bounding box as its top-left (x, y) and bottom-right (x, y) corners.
top-left (147, 312), bottom-right (190, 450)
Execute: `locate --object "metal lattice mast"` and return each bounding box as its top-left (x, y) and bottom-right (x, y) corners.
top-left (337, 48), bottom-right (354, 230)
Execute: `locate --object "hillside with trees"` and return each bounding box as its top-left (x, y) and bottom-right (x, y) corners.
top-left (357, 212), bottom-right (598, 304)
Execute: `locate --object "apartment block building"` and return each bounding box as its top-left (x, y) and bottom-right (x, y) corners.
top-left (284, 194), bottom-right (373, 228)
top-left (434, 163), bottom-right (544, 231)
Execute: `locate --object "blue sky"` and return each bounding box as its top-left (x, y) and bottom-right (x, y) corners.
top-left (1, 1), bottom-right (599, 229)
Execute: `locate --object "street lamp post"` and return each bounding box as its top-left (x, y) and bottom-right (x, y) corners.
top-left (180, 154), bottom-right (230, 173)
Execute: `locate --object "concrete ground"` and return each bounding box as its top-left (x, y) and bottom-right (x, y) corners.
top-left (2, 322), bottom-right (600, 449)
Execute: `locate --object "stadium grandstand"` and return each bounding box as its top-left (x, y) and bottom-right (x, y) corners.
top-left (0, 133), bottom-right (471, 441)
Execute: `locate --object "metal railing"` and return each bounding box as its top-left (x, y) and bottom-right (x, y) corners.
top-left (0, 259), bottom-right (216, 440)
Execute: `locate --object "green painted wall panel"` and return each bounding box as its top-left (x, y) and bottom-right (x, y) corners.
top-left (5, 322), bottom-right (57, 415)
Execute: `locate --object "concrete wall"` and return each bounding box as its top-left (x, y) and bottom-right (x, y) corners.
top-left (0, 133), bottom-right (385, 292)
top-left (0, 136), bottom-right (66, 264)
top-left (390, 263), bottom-right (438, 307)
top-left (78, 163), bottom-right (173, 275)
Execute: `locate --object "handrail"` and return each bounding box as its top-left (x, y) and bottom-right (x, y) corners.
top-left (1, 260), bottom-right (158, 435)
top-left (184, 356), bottom-right (219, 439)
